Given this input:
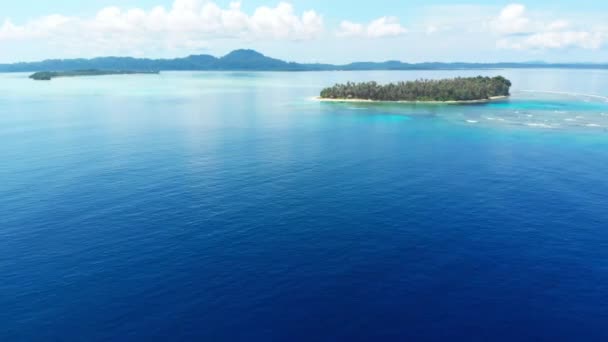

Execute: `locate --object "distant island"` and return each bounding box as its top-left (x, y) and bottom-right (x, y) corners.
top-left (29, 70), bottom-right (159, 81)
top-left (1, 49), bottom-right (607, 73)
top-left (319, 76), bottom-right (511, 103)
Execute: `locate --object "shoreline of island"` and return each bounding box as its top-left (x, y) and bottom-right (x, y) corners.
top-left (313, 95), bottom-right (509, 104)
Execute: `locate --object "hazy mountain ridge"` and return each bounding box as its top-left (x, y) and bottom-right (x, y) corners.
top-left (1, 49), bottom-right (607, 72)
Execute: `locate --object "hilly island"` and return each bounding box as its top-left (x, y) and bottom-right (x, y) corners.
top-left (2, 49), bottom-right (608, 73)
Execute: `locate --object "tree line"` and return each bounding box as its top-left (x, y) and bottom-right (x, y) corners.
top-left (320, 76), bottom-right (511, 101)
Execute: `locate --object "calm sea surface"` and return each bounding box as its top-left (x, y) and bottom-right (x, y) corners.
top-left (1, 70), bottom-right (608, 341)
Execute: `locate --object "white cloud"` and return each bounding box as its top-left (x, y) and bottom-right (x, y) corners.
top-left (338, 16), bottom-right (407, 38)
top-left (250, 3), bottom-right (323, 40)
top-left (0, 15), bottom-right (73, 40)
top-left (491, 3), bottom-right (530, 35)
top-left (498, 31), bottom-right (604, 50)
top-left (0, 1), bottom-right (324, 55)
top-left (492, 4), bottom-right (605, 50)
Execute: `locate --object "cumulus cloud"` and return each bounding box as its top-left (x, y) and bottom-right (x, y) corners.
top-left (0, 1), bottom-right (324, 55)
top-left (0, 15), bottom-right (73, 40)
top-left (491, 3), bottom-right (530, 35)
top-left (498, 31), bottom-right (604, 50)
top-left (492, 3), bottom-right (605, 50)
top-left (337, 17), bottom-right (407, 38)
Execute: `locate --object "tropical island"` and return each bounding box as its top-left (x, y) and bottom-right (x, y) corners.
top-left (29, 70), bottom-right (159, 81)
top-left (319, 76), bottom-right (511, 103)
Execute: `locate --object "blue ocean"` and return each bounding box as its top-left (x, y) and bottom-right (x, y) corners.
top-left (1, 69), bottom-right (608, 341)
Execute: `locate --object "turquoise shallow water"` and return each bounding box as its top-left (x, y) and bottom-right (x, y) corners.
top-left (1, 69), bottom-right (608, 341)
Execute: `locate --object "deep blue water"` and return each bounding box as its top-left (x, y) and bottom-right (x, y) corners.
top-left (1, 70), bottom-right (608, 341)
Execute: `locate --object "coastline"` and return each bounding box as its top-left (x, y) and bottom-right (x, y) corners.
top-left (313, 95), bottom-right (509, 104)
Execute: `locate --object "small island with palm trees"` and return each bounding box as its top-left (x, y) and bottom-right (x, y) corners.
top-left (318, 76), bottom-right (511, 103)
top-left (29, 70), bottom-right (159, 81)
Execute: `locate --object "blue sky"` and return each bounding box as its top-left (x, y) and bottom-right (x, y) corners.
top-left (1, 1), bottom-right (607, 63)
top-left (4, 0), bottom-right (608, 22)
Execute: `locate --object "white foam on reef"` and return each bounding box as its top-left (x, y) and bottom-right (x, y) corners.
top-left (526, 122), bottom-right (555, 129)
top-left (485, 117), bottom-right (496, 121)
top-left (519, 90), bottom-right (608, 102)
top-left (466, 120), bottom-right (478, 124)
top-left (586, 123), bottom-right (602, 127)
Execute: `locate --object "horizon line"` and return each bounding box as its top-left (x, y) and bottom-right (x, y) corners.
top-left (1, 49), bottom-right (607, 67)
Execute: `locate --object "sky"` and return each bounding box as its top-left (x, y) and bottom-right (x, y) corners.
top-left (1, 0), bottom-right (607, 63)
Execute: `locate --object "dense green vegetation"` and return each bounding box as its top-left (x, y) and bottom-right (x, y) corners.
top-left (29, 70), bottom-right (159, 81)
top-left (320, 76), bottom-right (512, 102)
